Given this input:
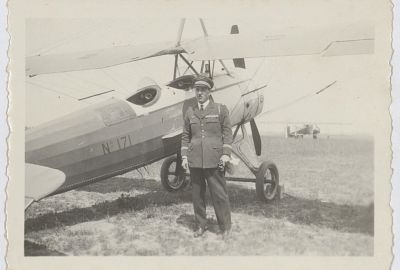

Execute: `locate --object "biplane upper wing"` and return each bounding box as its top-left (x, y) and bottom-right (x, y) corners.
top-left (26, 41), bottom-right (184, 77)
top-left (181, 23), bottom-right (374, 61)
top-left (25, 163), bottom-right (65, 209)
top-left (26, 22), bottom-right (374, 77)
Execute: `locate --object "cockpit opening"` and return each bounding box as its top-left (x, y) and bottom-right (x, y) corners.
top-left (126, 77), bottom-right (161, 107)
top-left (167, 75), bottom-right (196, 90)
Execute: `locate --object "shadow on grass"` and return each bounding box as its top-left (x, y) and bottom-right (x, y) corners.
top-left (76, 177), bottom-right (155, 194)
top-left (25, 177), bottom-right (373, 236)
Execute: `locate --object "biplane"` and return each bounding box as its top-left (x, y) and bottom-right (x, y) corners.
top-left (286, 123), bottom-right (320, 139)
top-left (25, 19), bottom-right (374, 209)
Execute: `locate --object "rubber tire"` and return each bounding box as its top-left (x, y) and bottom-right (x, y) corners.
top-left (160, 156), bottom-right (188, 192)
top-left (256, 161), bottom-right (279, 202)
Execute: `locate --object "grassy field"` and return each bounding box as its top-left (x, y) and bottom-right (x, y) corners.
top-left (25, 135), bottom-right (374, 256)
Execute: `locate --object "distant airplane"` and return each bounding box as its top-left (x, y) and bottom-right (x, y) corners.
top-left (286, 124), bottom-right (320, 139)
top-left (25, 19), bottom-right (374, 209)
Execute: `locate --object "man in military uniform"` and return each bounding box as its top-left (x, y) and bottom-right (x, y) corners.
top-left (181, 76), bottom-right (233, 238)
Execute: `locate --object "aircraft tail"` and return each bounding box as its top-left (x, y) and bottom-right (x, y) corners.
top-left (230, 25), bottom-right (246, 69)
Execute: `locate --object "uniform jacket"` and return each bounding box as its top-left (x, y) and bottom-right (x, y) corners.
top-left (181, 100), bottom-right (233, 168)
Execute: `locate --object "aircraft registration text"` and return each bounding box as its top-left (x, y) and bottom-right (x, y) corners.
top-left (101, 135), bottom-right (133, 155)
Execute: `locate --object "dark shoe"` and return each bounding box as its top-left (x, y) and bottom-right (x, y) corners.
top-left (194, 227), bottom-right (207, 238)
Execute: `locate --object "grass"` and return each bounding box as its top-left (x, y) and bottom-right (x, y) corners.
top-left (25, 180), bottom-right (373, 235)
top-left (25, 204), bottom-right (373, 256)
top-left (25, 135), bottom-right (374, 256)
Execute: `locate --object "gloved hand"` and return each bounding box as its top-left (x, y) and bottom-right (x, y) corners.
top-left (219, 155), bottom-right (231, 167)
top-left (181, 157), bottom-right (189, 171)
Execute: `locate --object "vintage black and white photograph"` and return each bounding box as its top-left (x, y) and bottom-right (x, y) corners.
top-left (6, 0), bottom-right (394, 268)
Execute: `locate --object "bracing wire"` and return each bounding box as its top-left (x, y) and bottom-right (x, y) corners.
top-left (230, 57), bottom-right (268, 121)
top-left (61, 73), bottom-right (100, 96)
top-left (259, 81), bottom-right (337, 117)
top-left (101, 70), bottom-right (130, 94)
top-left (30, 22), bottom-right (105, 56)
top-left (26, 80), bottom-right (70, 99)
top-left (25, 80), bottom-right (90, 103)
top-left (28, 21), bottom-right (128, 101)
top-left (243, 57), bottom-right (267, 93)
top-left (64, 69), bottom-right (131, 97)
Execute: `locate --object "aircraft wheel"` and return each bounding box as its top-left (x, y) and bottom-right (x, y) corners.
top-left (160, 156), bottom-right (188, 192)
top-left (256, 161), bottom-right (279, 202)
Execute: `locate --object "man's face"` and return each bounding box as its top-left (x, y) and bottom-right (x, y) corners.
top-left (195, 86), bottom-right (211, 104)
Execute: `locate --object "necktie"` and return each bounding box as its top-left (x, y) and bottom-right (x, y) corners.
top-left (200, 104), bottom-right (204, 111)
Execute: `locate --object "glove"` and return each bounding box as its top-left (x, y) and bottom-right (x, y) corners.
top-left (219, 155), bottom-right (231, 167)
top-left (181, 157), bottom-right (189, 171)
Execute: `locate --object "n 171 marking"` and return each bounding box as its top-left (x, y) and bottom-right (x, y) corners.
top-left (102, 134), bottom-right (133, 155)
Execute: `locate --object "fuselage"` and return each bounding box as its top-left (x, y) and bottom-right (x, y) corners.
top-left (25, 68), bottom-right (265, 195)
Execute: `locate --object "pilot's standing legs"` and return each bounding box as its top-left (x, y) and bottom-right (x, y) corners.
top-left (190, 168), bottom-right (208, 229)
top-left (190, 167), bottom-right (232, 234)
top-left (204, 168), bottom-right (231, 232)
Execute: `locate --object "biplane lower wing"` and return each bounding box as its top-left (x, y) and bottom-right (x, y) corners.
top-left (25, 163), bottom-right (66, 209)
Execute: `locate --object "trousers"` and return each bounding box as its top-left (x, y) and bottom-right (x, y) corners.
top-left (189, 167), bottom-right (231, 231)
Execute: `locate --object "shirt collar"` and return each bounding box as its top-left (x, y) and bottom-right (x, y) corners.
top-left (198, 99), bottom-right (210, 110)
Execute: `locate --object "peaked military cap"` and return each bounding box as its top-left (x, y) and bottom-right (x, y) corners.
top-left (193, 76), bottom-right (214, 89)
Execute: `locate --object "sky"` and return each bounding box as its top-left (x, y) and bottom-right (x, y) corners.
top-left (24, 3), bottom-right (381, 135)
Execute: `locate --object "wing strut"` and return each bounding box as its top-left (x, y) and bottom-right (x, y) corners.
top-left (173, 19), bottom-right (186, 80)
top-left (199, 18), bottom-right (231, 76)
top-left (179, 54), bottom-right (199, 76)
top-left (173, 54), bottom-right (179, 79)
top-left (199, 18), bottom-right (209, 36)
top-left (175, 19), bottom-right (186, 46)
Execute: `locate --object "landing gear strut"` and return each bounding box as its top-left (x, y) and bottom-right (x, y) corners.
top-left (160, 154), bottom-right (281, 202)
top-left (160, 155), bottom-right (188, 191)
top-left (255, 161), bottom-right (280, 202)
top-left (160, 123), bottom-right (282, 202)
top-left (230, 123), bottom-right (281, 202)
top-left (161, 124), bottom-right (283, 202)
